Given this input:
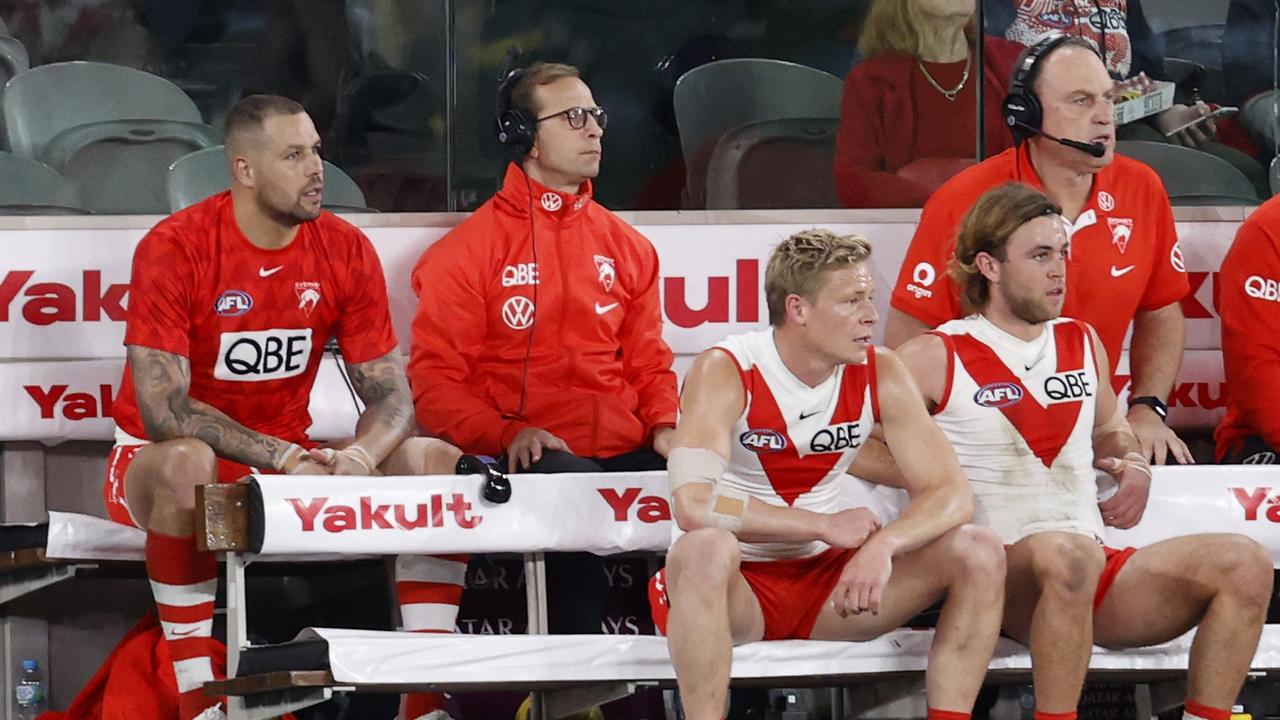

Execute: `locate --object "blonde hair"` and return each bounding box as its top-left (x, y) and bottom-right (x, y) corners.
top-left (951, 183), bottom-right (1062, 312)
top-left (766, 229), bottom-right (872, 326)
top-left (858, 0), bottom-right (977, 58)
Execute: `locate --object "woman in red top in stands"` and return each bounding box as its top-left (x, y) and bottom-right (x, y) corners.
top-left (833, 0), bottom-right (1022, 208)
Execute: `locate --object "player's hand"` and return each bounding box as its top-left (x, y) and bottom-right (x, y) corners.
top-left (1095, 453), bottom-right (1151, 529)
top-left (820, 507), bottom-right (881, 549)
top-left (1127, 405), bottom-right (1193, 465)
top-left (286, 458), bottom-right (333, 475)
top-left (506, 427), bottom-right (570, 472)
top-left (831, 542), bottom-right (893, 617)
top-left (308, 447), bottom-right (381, 476)
top-left (652, 427), bottom-right (675, 459)
top-left (1155, 102), bottom-right (1216, 148)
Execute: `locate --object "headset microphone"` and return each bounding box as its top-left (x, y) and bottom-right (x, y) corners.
top-left (1008, 118), bottom-right (1107, 158)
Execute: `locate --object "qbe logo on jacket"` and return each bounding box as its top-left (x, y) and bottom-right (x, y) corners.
top-left (215, 328), bottom-right (313, 381)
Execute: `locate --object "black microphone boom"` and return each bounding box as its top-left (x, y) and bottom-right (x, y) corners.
top-left (1009, 119), bottom-right (1107, 158)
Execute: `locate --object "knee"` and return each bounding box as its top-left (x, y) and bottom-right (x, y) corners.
top-left (666, 528), bottom-right (740, 594)
top-left (945, 524), bottom-right (1006, 583)
top-left (152, 439), bottom-right (217, 505)
top-left (1031, 535), bottom-right (1105, 602)
top-left (402, 437), bottom-right (463, 474)
top-left (1212, 536), bottom-right (1274, 608)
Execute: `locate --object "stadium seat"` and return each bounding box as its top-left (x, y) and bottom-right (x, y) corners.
top-left (704, 117), bottom-right (840, 209)
top-left (0, 152), bottom-right (87, 214)
top-left (3, 62), bottom-right (206, 160)
top-left (2, 62), bottom-right (222, 213)
top-left (168, 145), bottom-right (372, 213)
top-left (0, 36), bottom-right (28, 90)
top-left (673, 58), bottom-right (842, 208)
top-left (1116, 140), bottom-right (1259, 205)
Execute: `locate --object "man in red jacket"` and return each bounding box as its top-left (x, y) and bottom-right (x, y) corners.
top-left (408, 61), bottom-right (678, 634)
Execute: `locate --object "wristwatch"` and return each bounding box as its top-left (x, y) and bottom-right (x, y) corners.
top-left (1127, 395), bottom-right (1168, 422)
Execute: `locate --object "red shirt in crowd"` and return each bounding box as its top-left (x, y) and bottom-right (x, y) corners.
top-left (834, 37), bottom-right (1023, 208)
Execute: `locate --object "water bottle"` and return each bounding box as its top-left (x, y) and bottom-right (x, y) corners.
top-left (14, 659), bottom-right (45, 719)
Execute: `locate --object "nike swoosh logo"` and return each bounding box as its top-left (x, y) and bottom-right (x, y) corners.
top-left (1110, 265), bottom-right (1135, 277)
top-left (799, 410), bottom-right (822, 420)
top-left (170, 627), bottom-right (201, 637)
top-left (594, 302), bottom-right (619, 315)
top-left (259, 265), bottom-right (284, 277)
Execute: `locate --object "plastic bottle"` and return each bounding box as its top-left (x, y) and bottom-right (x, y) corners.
top-left (1230, 704), bottom-right (1252, 720)
top-left (14, 659), bottom-right (45, 719)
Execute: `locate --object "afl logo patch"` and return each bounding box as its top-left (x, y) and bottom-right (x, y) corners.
top-left (739, 429), bottom-right (787, 454)
top-left (974, 382), bottom-right (1023, 408)
top-left (214, 290), bottom-right (253, 317)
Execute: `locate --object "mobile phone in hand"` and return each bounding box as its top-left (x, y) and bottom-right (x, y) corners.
top-left (1162, 106), bottom-right (1239, 137)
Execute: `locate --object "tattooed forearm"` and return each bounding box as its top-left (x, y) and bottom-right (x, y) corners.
top-left (128, 345), bottom-right (296, 469)
top-left (345, 350), bottom-right (415, 458)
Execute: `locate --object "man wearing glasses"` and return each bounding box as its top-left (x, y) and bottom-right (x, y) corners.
top-left (407, 61), bottom-right (678, 642)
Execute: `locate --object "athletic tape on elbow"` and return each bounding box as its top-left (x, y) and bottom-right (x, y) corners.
top-left (666, 447), bottom-right (727, 491)
top-left (706, 484), bottom-right (749, 532)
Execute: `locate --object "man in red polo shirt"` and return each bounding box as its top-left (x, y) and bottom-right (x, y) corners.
top-left (884, 34), bottom-right (1191, 465)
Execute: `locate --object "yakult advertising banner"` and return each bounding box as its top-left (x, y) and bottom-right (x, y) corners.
top-left (0, 217), bottom-right (1245, 441)
top-left (248, 466), bottom-right (1278, 566)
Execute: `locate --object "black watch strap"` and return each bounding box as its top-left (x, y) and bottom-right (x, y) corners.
top-left (1127, 395), bottom-right (1168, 421)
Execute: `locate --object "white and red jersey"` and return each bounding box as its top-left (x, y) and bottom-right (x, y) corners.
top-left (930, 315), bottom-right (1104, 544)
top-left (711, 329), bottom-right (880, 562)
top-left (113, 192), bottom-right (398, 446)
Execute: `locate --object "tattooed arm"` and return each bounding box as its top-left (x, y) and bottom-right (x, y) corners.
top-left (128, 345), bottom-right (316, 471)
top-left (343, 349), bottom-right (416, 465)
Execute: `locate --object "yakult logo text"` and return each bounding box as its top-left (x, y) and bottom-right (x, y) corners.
top-left (1230, 487), bottom-right (1280, 522)
top-left (25, 384), bottom-right (115, 420)
top-left (288, 494), bottom-right (483, 532)
top-left (0, 270), bottom-right (128, 325)
top-left (598, 487), bottom-right (672, 523)
top-left (663, 259), bottom-right (759, 328)
top-left (214, 328), bottom-right (312, 382)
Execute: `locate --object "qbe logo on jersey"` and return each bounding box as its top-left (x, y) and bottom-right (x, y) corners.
top-left (215, 328), bottom-right (313, 382)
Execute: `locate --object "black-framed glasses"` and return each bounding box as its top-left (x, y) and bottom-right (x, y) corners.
top-left (535, 106), bottom-right (608, 130)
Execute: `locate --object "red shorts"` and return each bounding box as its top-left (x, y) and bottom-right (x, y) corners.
top-left (1094, 545), bottom-right (1137, 612)
top-left (103, 443), bottom-right (304, 529)
top-left (648, 546), bottom-right (856, 641)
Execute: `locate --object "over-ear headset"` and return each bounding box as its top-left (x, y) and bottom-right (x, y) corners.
top-left (496, 67), bottom-right (536, 160)
top-left (1004, 34), bottom-right (1088, 143)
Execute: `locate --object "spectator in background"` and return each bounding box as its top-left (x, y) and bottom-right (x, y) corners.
top-left (1216, 192), bottom-right (1280, 463)
top-left (1224, 0), bottom-right (1280, 162)
top-left (884, 35), bottom-right (1193, 465)
top-left (993, 0), bottom-right (1267, 198)
top-left (408, 62), bottom-right (678, 635)
top-left (834, 0), bottom-right (1023, 208)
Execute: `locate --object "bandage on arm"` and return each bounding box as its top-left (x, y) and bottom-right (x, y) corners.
top-left (667, 446), bottom-right (747, 533)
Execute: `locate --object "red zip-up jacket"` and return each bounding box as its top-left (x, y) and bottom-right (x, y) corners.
top-left (408, 163), bottom-right (677, 458)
